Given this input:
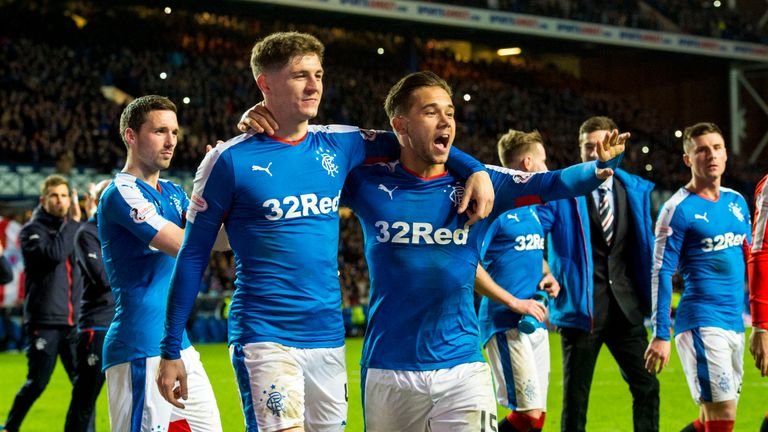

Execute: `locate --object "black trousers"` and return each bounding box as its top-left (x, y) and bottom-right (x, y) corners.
top-left (4, 325), bottom-right (78, 431)
top-left (560, 313), bottom-right (659, 432)
top-left (65, 329), bottom-right (105, 432)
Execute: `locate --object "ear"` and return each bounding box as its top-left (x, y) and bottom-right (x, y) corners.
top-left (391, 116), bottom-right (408, 137)
top-left (124, 127), bottom-right (137, 148)
top-left (39, 196), bottom-right (45, 206)
top-left (682, 153), bottom-right (691, 167)
top-left (521, 155), bottom-right (533, 172)
top-left (256, 74), bottom-right (269, 96)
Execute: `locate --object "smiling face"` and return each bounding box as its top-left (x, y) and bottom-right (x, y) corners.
top-left (259, 54), bottom-right (323, 127)
top-left (684, 131), bottom-right (727, 183)
top-left (125, 109), bottom-right (179, 173)
top-left (393, 86), bottom-right (455, 177)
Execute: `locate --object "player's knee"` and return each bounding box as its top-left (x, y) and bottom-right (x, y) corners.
top-left (518, 408), bottom-right (543, 418)
top-left (702, 400), bottom-right (736, 420)
top-left (22, 377), bottom-right (49, 396)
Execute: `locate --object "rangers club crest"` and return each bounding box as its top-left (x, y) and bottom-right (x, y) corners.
top-left (260, 384), bottom-right (287, 416)
top-left (315, 147), bottom-right (339, 177)
top-left (444, 183), bottom-right (465, 207)
top-left (728, 202), bottom-right (744, 222)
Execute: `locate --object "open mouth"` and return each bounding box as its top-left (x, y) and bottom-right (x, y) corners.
top-left (433, 134), bottom-right (450, 150)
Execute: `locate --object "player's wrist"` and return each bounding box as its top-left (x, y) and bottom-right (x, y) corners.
top-left (160, 349), bottom-right (182, 360)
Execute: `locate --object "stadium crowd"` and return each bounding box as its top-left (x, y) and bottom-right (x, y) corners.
top-left (423, 0), bottom-right (767, 42)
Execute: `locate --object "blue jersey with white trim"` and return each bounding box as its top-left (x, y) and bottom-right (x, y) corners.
top-left (651, 187), bottom-right (751, 339)
top-left (161, 126), bottom-right (488, 359)
top-left (343, 159), bottom-right (610, 371)
top-left (98, 173), bottom-right (191, 369)
top-left (479, 206), bottom-right (545, 346)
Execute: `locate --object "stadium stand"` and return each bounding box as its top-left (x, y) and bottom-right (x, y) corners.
top-left (418, 0), bottom-right (767, 42)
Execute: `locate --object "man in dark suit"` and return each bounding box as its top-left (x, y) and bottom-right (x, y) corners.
top-left (538, 116), bottom-right (659, 431)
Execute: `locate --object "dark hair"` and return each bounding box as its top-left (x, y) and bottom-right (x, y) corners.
top-left (497, 129), bottom-right (543, 168)
top-left (682, 122), bottom-right (723, 152)
top-left (384, 71), bottom-right (452, 119)
top-left (250, 32), bottom-right (325, 79)
top-left (578, 116), bottom-right (618, 137)
top-left (119, 95), bottom-right (177, 149)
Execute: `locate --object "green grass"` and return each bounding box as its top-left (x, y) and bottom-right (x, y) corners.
top-left (1, 331), bottom-right (766, 431)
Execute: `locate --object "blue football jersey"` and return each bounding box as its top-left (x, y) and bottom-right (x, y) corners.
top-left (161, 126), bottom-right (485, 359)
top-left (652, 187), bottom-right (752, 339)
top-left (98, 173), bottom-right (191, 369)
top-left (343, 159), bottom-right (610, 371)
top-left (479, 206), bottom-right (546, 345)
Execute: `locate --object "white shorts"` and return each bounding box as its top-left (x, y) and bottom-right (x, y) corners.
top-left (484, 328), bottom-right (550, 411)
top-left (105, 346), bottom-right (222, 432)
top-left (675, 327), bottom-right (744, 404)
top-left (363, 362), bottom-right (497, 432)
top-left (230, 342), bottom-right (347, 432)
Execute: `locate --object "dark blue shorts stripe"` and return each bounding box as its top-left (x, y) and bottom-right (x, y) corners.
top-left (496, 332), bottom-right (518, 409)
top-left (692, 328), bottom-right (712, 402)
top-left (360, 366), bottom-right (369, 429)
top-left (232, 344), bottom-right (259, 431)
top-left (130, 358), bottom-right (146, 432)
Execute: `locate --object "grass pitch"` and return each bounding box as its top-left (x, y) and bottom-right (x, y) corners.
top-left (1, 331), bottom-right (766, 431)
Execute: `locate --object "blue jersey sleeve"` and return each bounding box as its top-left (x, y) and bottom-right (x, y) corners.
top-left (488, 159), bottom-right (614, 215)
top-left (341, 129), bottom-right (400, 168)
top-left (161, 146), bottom-right (235, 359)
top-left (446, 146), bottom-right (486, 179)
top-left (101, 183), bottom-right (170, 245)
top-left (343, 129), bottom-right (484, 178)
top-left (650, 200), bottom-right (688, 340)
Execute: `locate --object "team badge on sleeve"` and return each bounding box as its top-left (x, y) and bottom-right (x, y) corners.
top-left (130, 204), bottom-right (156, 223)
top-left (189, 194), bottom-right (208, 212)
top-left (359, 129), bottom-right (377, 141)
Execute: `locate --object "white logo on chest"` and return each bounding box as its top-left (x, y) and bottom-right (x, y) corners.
top-left (694, 212), bottom-right (709, 223)
top-left (378, 184), bottom-right (397, 200)
top-left (507, 213), bottom-right (520, 222)
top-left (728, 202), bottom-right (745, 222)
top-left (443, 183), bottom-right (465, 207)
top-left (252, 162), bottom-right (273, 176)
top-left (315, 147), bottom-right (339, 177)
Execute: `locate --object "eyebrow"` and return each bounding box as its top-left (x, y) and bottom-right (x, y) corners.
top-left (420, 102), bottom-right (455, 110)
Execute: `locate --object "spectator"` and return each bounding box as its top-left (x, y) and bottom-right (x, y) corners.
top-left (3, 175), bottom-right (84, 432)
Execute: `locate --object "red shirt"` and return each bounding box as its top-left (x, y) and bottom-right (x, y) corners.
top-left (749, 174), bottom-right (768, 330)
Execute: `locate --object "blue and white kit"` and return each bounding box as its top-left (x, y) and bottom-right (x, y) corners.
top-left (652, 187), bottom-right (751, 339)
top-left (342, 159), bottom-right (617, 372)
top-left (159, 126), bottom-right (484, 431)
top-left (652, 187), bottom-right (751, 404)
top-left (99, 172), bottom-right (191, 369)
top-left (479, 205), bottom-right (550, 411)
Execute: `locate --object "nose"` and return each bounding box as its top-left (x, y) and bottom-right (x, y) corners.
top-left (437, 111), bottom-right (451, 126)
top-left (165, 132), bottom-right (177, 148)
top-left (306, 75), bottom-right (320, 93)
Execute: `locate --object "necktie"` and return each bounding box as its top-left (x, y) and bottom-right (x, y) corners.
top-left (599, 187), bottom-right (613, 246)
